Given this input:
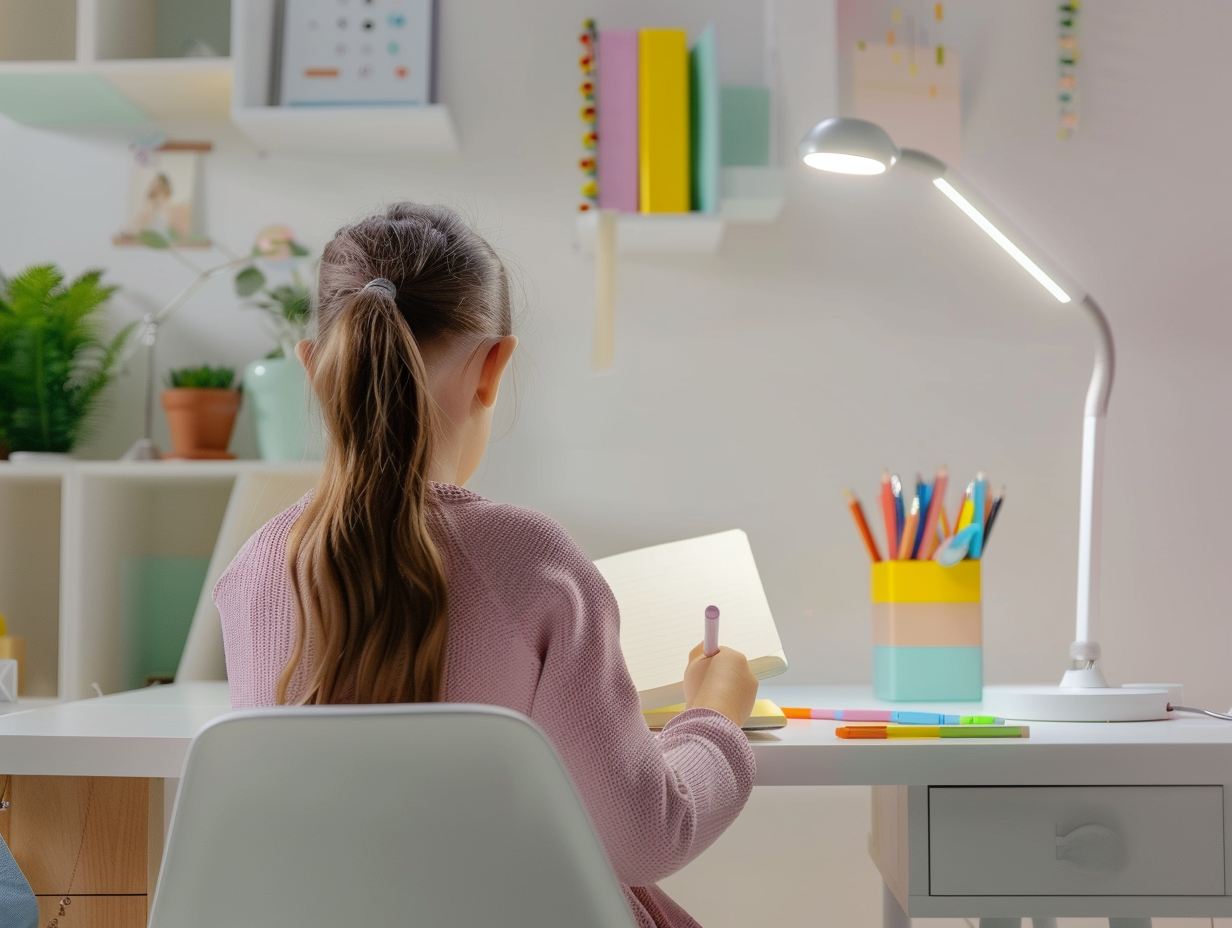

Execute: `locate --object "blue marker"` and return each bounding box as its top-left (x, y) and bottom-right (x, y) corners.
top-left (911, 476), bottom-right (932, 559)
top-left (969, 472), bottom-right (988, 559)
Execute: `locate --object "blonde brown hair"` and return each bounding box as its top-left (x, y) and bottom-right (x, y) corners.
top-left (278, 204), bottom-right (511, 705)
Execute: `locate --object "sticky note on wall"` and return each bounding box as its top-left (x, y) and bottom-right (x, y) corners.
top-left (719, 85), bottom-right (770, 167)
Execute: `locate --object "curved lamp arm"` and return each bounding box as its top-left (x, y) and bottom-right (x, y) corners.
top-left (898, 148), bottom-right (1116, 686)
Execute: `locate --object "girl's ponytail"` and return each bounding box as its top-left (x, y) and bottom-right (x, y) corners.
top-left (278, 206), bottom-right (510, 705)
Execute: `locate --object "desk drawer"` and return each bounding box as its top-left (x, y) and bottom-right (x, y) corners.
top-left (929, 786), bottom-right (1224, 896)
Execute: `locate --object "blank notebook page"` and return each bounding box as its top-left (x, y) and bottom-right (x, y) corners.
top-left (594, 529), bottom-right (787, 710)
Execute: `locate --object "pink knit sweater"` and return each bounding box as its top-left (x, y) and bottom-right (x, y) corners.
top-left (214, 484), bottom-right (756, 928)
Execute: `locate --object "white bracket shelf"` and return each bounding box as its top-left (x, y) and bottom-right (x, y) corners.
top-left (230, 103), bottom-right (456, 155)
top-left (575, 167), bottom-right (785, 254)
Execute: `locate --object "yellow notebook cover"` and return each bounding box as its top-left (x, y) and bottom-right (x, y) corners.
top-left (638, 29), bottom-right (690, 213)
top-left (644, 699), bottom-right (788, 732)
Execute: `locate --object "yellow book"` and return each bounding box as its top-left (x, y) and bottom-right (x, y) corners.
top-left (638, 29), bottom-right (690, 212)
top-left (644, 699), bottom-right (788, 731)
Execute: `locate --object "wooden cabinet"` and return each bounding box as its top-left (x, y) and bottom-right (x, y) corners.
top-left (34, 896), bottom-right (149, 928)
top-left (0, 775), bottom-right (162, 928)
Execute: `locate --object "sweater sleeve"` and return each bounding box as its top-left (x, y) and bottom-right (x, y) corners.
top-left (524, 521), bottom-right (756, 887)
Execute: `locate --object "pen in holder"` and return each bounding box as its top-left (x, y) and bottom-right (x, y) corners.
top-left (871, 560), bottom-right (982, 701)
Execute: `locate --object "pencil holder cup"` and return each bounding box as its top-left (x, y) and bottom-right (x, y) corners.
top-left (871, 560), bottom-right (982, 701)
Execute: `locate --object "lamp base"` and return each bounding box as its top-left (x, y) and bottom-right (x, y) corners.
top-left (983, 684), bottom-right (1175, 722)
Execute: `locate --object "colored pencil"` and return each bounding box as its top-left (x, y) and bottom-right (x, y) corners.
top-left (982, 487), bottom-right (1005, 552)
top-left (918, 466), bottom-right (948, 560)
top-left (938, 503), bottom-right (951, 539)
top-left (879, 471), bottom-right (898, 563)
top-left (910, 473), bottom-right (930, 559)
top-left (956, 481), bottom-right (974, 532)
top-left (891, 474), bottom-right (904, 556)
top-left (969, 472), bottom-right (987, 559)
top-left (844, 490), bottom-right (882, 563)
top-left (897, 494), bottom-right (920, 561)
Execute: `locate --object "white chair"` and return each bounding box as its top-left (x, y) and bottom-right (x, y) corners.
top-left (148, 704), bottom-right (636, 928)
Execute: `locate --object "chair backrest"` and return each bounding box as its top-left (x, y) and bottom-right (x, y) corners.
top-left (148, 704), bottom-right (636, 928)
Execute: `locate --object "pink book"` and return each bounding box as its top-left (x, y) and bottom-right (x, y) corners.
top-left (597, 29), bottom-right (638, 212)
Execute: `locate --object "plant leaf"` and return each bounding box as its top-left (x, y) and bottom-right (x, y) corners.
top-left (0, 266), bottom-right (124, 452)
top-left (235, 265), bottom-right (266, 297)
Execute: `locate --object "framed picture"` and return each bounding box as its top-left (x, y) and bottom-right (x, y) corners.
top-left (276, 0), bottom-right (436, 106)
top-left (113, 142), bottom-right (212, 247)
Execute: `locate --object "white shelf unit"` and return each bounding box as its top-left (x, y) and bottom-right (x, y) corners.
top-left (230, 0), bottom-right (458, 155)
top-left (0, 0), bottom-right (456, 153)
top-left (0, 461), bottom-right (319, 702)
top-left (0, 0), bottom-right (232, 126)
top-left (575, 167), bottom-right (786, 255)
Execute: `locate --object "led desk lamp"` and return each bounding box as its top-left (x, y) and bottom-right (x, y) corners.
top-left (800, 117), bottom-right (1169, 721)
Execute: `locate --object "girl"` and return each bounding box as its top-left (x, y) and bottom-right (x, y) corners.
top-left (215, 203), bottom-right (759, 928)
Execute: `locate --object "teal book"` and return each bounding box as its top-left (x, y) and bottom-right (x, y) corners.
top-left (689, 23), bottom-right (720, 213)
top-left (719, 85), bottom-right (771, 167)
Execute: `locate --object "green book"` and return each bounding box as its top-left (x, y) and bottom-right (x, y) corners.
top-left (689, 23), bottom-right (720, 213)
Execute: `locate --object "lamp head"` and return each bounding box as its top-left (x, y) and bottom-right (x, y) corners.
top-left (798, 118), bottom-right (901, 175)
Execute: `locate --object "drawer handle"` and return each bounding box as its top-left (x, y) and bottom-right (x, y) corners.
top-left (1055, 823), bottom-right (1123, 873)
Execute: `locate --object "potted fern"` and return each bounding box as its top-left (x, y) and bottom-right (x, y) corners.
top-left (0, 265), bottom-right (134, 460)
top-left (161, 365), bottom-right (241, 460)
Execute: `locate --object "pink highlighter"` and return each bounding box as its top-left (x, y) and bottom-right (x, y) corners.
top-left (704, 605), bottom-right (720, 657)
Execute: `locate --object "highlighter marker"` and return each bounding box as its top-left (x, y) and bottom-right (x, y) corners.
top-left (836, 725), bottom-right (1029, 740)
top-left (703, 605), bottom-right (720, 657)
top-left (781, 708), bottom-right (1004, 725)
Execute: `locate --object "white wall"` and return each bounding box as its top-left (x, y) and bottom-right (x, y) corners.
top-left (2, 1), bottom-right (1231, 925)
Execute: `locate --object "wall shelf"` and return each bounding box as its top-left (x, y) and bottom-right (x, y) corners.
top-left (230, 103), bottom-right (457, 155)
top-left (0, 0), bottom-right (457, 154)
top-left (575, 167), bottom-right (785, 254)
top-left (229, 0), bottom-right (457, 155)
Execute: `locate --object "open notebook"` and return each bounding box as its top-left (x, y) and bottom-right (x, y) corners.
top-left (593, 529), bottom-right (788, 711)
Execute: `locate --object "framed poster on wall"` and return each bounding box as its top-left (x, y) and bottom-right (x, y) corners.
top-left (276, 0), bottom-right (436, 106)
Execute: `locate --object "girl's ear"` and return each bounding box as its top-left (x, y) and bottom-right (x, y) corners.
top-left (295, 339), bottom-right (316, 379)
top-left (476, 335), bottom-right (518, 408)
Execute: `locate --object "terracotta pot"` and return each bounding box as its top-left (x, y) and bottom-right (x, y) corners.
top-left (161, 388), bottom-right (242, 460)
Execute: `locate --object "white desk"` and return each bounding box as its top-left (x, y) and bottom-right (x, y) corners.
top-left (2, 682), bottom-right (1230, 924)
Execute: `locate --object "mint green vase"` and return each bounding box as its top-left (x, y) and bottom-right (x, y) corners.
top-left (243, 358), bottom-right (323, 461)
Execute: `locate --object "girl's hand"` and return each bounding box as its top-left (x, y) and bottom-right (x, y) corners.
top-left (682, 643), bottom-right (758, 727)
